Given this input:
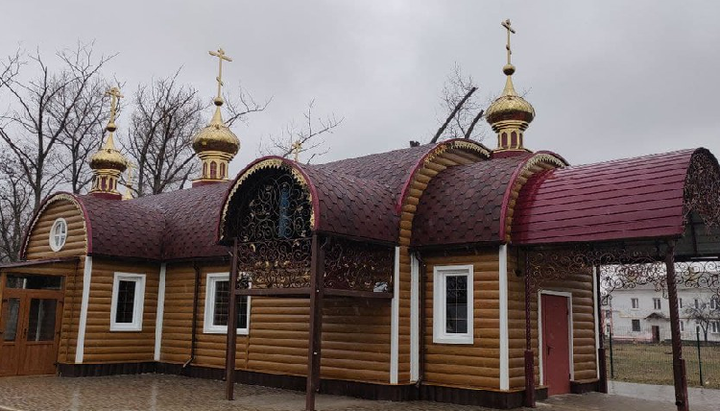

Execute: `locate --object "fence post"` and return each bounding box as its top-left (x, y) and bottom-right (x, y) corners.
top-left (609, 329), bottom-right (615, 379)
top-left (696, 328), bottom-right (704, 386)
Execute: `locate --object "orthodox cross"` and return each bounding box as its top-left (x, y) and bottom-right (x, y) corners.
top-left (105, 87), bottom-right (123, 124)
top-left (501, 19), bottom-right (516, 65)
top-left (209, 48), bottom-right (233, 100)
top-left (291, 140), bottom-right (302, 162)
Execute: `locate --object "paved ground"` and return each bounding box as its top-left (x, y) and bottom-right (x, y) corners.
top-left (1, 375), bottom-right (719, 411)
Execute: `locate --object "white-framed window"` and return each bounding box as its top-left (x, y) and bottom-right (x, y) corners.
top-left (631, 298), bottom-right (639, 309)
top-left (711, 298), bottom-right (718, 310)
top-left (49, 218), bottom-right (68, 252)
top-left (203, 273), bottom-right (250, 335)
top-left (631, 319), bottom-right (641, 332)
top-left (433, 265), bottom-right (473, 344)
top-left (712, 321), bottom-right (720, 334)
top-left (110, 273), bottom-right (146, 331)
top-left (653, 298), bottom-right (661, 310)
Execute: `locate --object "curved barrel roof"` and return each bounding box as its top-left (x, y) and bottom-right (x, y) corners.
top-left (511, 149), bottom-right (706, 245)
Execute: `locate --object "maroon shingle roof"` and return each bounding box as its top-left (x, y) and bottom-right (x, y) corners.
top-left (411, 155), bottom-right (531, 247)
top-left (511, 149), bottom-right (698, 245)
top-left (76, 182), bottom-right (230, 261)
top-left (220, 140), bottom-right (490, 244)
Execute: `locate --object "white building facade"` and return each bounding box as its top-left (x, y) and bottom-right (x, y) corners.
top-left (606, 284), bottom-right (720, 342)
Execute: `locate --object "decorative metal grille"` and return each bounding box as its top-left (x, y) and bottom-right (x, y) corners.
top-left (684, 150), bottom-right (720, 230)
top-left (229, 169), bottom-right (314, 290)
top-left (323, 237), bottom-right (394, 292)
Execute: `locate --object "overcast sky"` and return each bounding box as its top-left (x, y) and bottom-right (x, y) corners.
top-left (3, 1), bottom-right (720, 175)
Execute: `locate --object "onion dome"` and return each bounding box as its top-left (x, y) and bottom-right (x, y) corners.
top-left (485, 64), bottom-right (535, 126)
top-left (89, 87), bottom-right (129, 199)
top-left (192, 48), bottom-right (240, 185)
top-left (486, 19), bottom-right (535, 153)
top-left (90, 129), bottom-right (128, 172)
top-left (192, 98), bottom-right (240, 156)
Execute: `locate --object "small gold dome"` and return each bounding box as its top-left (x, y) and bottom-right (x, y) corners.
top-left (90, 133), bottom-right (128, 172)
top-left (192, 100), bottom-right (240, 155)
top-left (485, 65), bottom-right (535, 126)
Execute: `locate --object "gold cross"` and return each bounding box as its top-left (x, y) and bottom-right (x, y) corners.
top-left (291, 140), bottom-right (302, 162)
top-left (209, 48), bottom-right (233, 100)
top-left (105, 87), bottom-right (123, 124)
top-left (501, 19), bottom-right (516, 66)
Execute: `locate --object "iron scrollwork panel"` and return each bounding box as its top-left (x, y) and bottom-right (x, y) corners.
top-left (229, 169), bottom-right (314, 290)
top-left (323, 238), bottom-right (394, 293)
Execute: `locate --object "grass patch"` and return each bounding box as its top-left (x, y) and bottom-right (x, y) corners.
top-left (607, 341), bottom-right (720, 389)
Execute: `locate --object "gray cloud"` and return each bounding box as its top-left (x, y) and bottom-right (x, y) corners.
top-left (3, 0), bottom-right (719, 175)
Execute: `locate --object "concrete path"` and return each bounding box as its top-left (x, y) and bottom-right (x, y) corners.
top-left (1, 374), bottom-right (719, 411)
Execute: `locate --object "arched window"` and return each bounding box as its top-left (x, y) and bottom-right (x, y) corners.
top-left (49, 218), bottom-right (68, 252)
top-left (210, 161), bottom-right (218, 179)
top-left (511, 131), bottom-right (518, 147)
top-left (220, 163), bottom-right (226, 179)
top-left (203, 162), bottom-right (208, 178)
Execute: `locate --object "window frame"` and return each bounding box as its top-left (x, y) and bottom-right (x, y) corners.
top-left (49, 218), bottom-right (68, 252)
top-left (631, 319), bottom-right (641, 332)
top-left (631, 298), bottom-right (639, 309)
top-left (433, 264), bottom-right (474, 345)
top-left (110, 272), bottom-right (146, 332)
top-left (653, 298), bottom-right (661, 310)
top-left (203, 272), bottom-right (251, 335)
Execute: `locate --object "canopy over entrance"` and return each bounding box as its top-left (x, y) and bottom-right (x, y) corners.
top-left (509, 148), bottom-right (720, 410)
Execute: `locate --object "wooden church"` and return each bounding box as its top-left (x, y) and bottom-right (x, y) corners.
top-left (2, 21), bottom-right (719, 411)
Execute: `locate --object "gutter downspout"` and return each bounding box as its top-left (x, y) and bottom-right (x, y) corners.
top-left (184, 261), bottom-right (201, 370)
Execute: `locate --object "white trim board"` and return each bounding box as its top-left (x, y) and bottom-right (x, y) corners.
top-left (499, 245), bottom-right (510, 391)
top-left (390, 247), bottom-right (400, 384)
top-left (592, 267), bottom-right (600, 379)
top-left (154, 263), bottom-right (167, 361)
top-left (537, 290), bottom-right (574, 385)
top-left (75, 256), bottom-right (93, 364)
top-left (410, 253), bottom-right (420, 382)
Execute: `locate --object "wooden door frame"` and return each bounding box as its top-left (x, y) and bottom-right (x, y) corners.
top-left (537, 290), bottom-right (574, 386)
top-left (0, 273), bottom-right (65, 376)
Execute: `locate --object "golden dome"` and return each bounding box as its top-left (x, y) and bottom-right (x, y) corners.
top-left (90, 132), bottom-right (128, 172)
top-left (485, 64), bottom-right (535, 127)
top-left (192, 99), bottom-right (240, 156)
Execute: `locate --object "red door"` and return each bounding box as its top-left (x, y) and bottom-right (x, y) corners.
top-left (542, 294), bottom-right (571, 395)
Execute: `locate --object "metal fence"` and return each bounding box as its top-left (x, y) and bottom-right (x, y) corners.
top-left (606, 324), bottom-right (720, 388)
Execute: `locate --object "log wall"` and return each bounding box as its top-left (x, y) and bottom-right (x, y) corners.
top-left (423, 251), bottom-right (502, 390)
top-left (25, 197), bottom-right (87, 259)
top-left (161, 262), bottom-right (392, 383)
top-left (82, 258), bottom-right (160, 363)
top-left (397, 145), bottom-right (483, 384)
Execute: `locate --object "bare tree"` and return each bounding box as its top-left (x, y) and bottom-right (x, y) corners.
top-left (684, 297), bottom-right (720, 342)
top-left (260, 99), bottom-right (343, 163)
top-left (431, 63), bottom-right (487, 144)
top-left (224, 82), bottom-right (272, 128)
top-left (0, 155), bottom-right (33, 262)
top-left (0, 42), bottom-right (115, 209)
top-left (125, 70), bottom-right (204, 197)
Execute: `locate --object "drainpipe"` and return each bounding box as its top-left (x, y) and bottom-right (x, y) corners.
top-left (184, 261), bottom-right (201, 370)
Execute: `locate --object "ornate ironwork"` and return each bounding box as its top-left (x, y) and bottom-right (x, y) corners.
top-left (229, 169), bottom-right (314, 289)
top-left (684, 150), bottom-right (720, 230)
top-left (676, 260), bottom-right (720, 298)
top-left (323, 237), bottom-right (394, 293)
